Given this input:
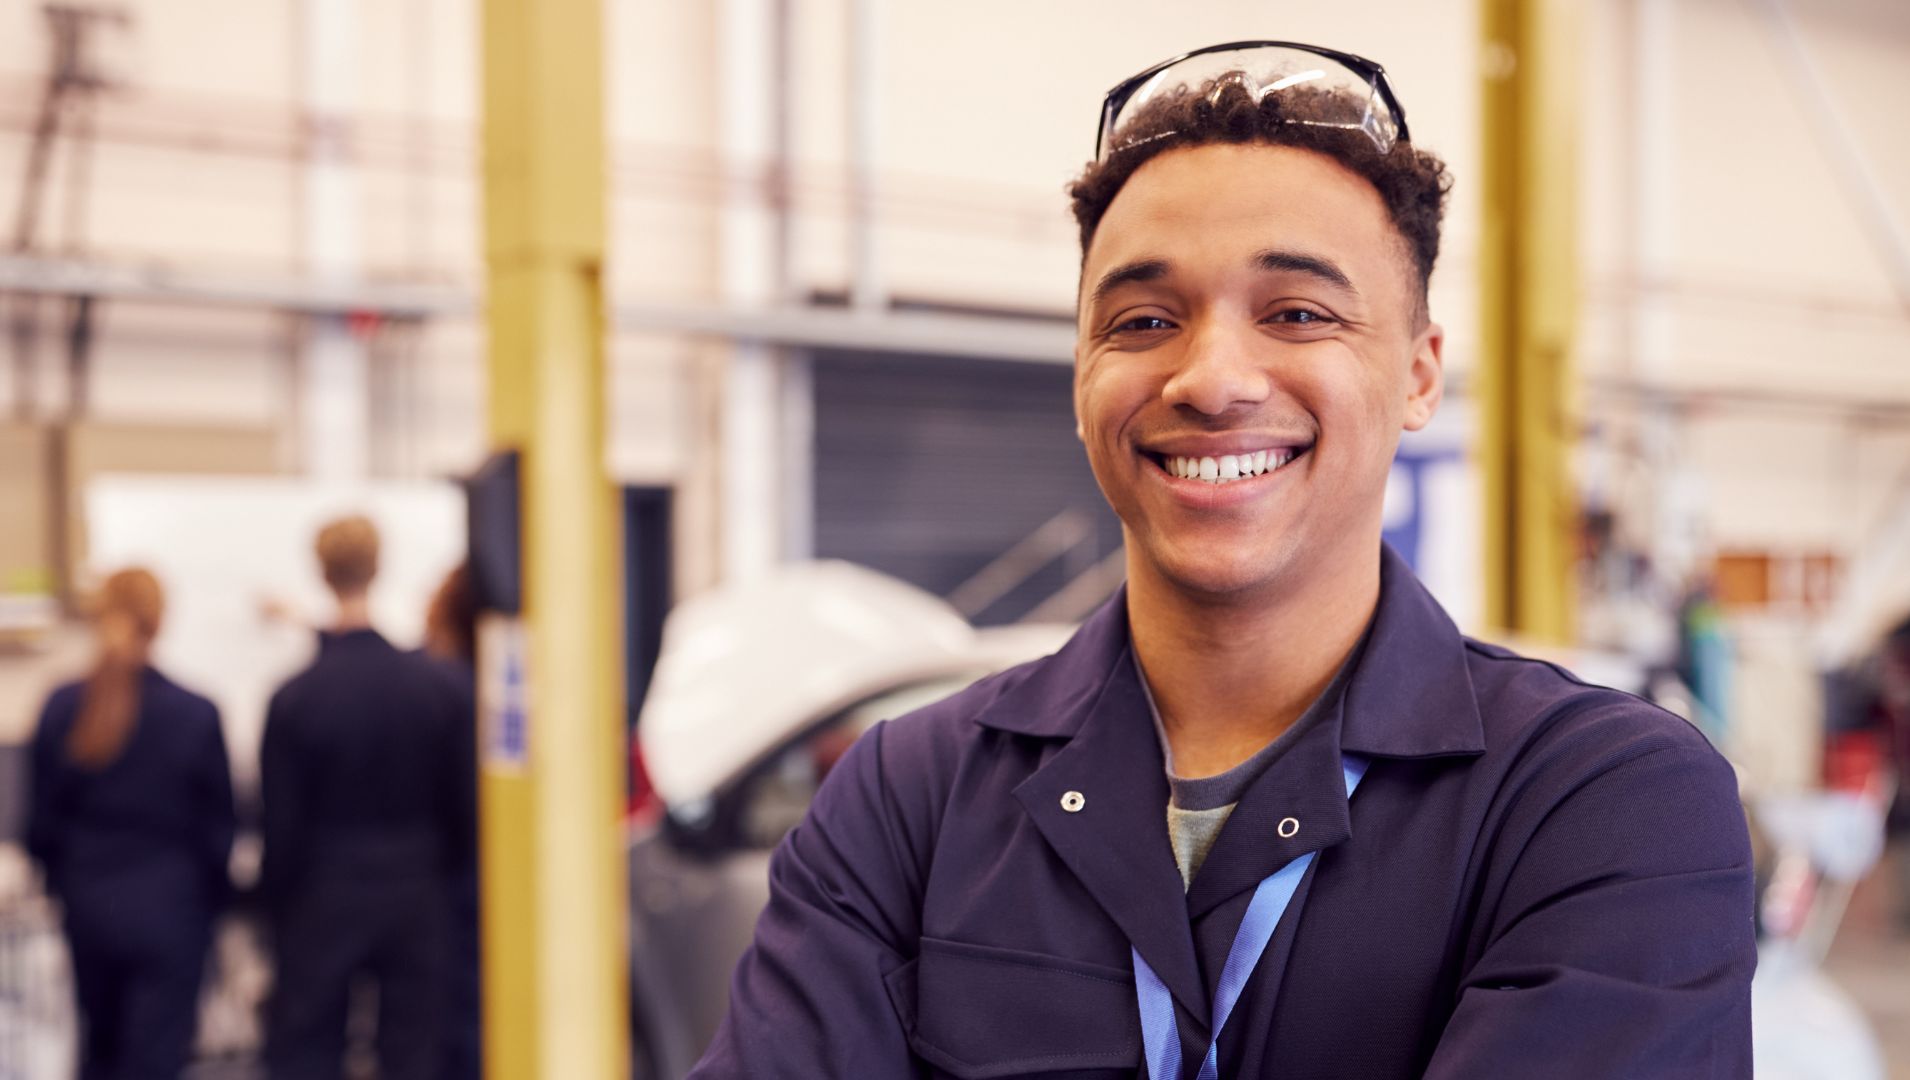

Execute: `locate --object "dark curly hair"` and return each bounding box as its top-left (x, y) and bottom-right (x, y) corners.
top-left (1069, 78), bottom-right (1452, 324)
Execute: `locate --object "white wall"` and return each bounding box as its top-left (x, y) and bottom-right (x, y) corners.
top-left (1575, 0), bottom-right (1910, 562)
top-left (0, 0), bottom-right (1907, 582)
top-left (85, 475), bottom-right (468, 786)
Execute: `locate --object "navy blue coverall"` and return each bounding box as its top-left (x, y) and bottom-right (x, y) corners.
top-left (421, 651), bottom-right (480, 1080)
top-left (259, 628), bottom-right (474, 1080)
top-left (691, 546), bottom-right (1758, 1079)
top-left (27, 668), bottom-right (236, 1080)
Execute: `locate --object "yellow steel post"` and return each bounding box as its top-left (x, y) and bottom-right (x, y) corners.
top-left (479, 0), bottom-right (628, 1076)
top-left (1478, 0), bottom-right (1581, 640)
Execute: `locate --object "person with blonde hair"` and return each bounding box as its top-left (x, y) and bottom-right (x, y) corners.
top-left (260, 515), bottom-right (473, 1080)
top-left (27, 567), bottom-right (237, 1080)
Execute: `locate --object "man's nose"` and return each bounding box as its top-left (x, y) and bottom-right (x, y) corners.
top-left (1160, 320), bottom-right (1273, 416)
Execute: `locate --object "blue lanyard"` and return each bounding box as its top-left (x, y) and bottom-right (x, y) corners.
top-left (1132, 755), bottom-right (1367, 1080)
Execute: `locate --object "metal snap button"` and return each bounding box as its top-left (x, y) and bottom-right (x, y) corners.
top-left (1277, 816), bottom-right (1300, 839)
top-left (1060, 790), bottom-right (1086, 813)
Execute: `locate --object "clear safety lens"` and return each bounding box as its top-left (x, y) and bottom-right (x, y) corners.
top-left (1098, 45), bottom-right (1402, 161)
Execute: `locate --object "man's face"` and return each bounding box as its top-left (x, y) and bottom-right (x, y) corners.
top-left (1074, 143), bottom-right (1444, 603)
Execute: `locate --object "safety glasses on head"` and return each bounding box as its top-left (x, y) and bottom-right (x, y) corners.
top-left (1095, 41), bottom-right (1411, 161)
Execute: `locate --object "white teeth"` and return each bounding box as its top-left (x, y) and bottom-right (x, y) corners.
top-left (1164, 447), bottom-right (1304, 485)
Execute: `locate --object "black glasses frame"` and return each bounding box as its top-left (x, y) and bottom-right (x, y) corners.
top-left (1095, 40), bottom-right (1412, 160)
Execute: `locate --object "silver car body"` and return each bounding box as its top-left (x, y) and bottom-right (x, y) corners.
top-left (628, 561), bottom-right (1072, 1077)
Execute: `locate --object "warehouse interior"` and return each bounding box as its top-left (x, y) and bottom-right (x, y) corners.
top-left (1, 0), bottom-right (1908, 1076)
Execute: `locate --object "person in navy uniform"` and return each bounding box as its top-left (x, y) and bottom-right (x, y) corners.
top-left (418, 562), bottom-right (481, 1080)
top-left (27, 567), bottom-right (236, 1080)
top-left (259, 515), bottom-right (474, 1080)
top-left (691, 42), bottom-right (1755, 1079)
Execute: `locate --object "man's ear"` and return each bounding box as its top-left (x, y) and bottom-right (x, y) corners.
top-left (1402, 322), bottom-right (1445, 432)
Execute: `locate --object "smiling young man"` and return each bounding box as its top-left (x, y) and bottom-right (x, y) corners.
top-left (690, 43), bottom-right (1755, 1079)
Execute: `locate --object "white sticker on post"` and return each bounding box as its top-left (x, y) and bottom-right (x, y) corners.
top-left (478, 613), bottom-right (531, 773)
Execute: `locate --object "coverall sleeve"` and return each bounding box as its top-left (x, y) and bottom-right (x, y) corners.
top-left (24, 692), bottom-right (68, 883)
top-left (441, 669), bottom-right (478, 878)
top-left (193, 702), bottom-right (238, 908)
top-left (257, 691), bottom-right (305, 909)
top-left (1422, 736), bottom-right (1757, 1078)
top-left (688, 721), bottom-right (928, 1079)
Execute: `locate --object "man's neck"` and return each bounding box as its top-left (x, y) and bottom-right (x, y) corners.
top-left (332, 593), bottom-right (374, 634)
top-left (1128, 546), bottom-right (1380, 779)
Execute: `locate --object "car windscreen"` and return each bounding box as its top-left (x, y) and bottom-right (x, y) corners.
top-left (733, 674), bottom-right (983, 850)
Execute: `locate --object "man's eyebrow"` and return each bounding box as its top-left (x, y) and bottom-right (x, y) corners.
top-left (1087, 258), bottom-right (1171, 307)
top-left (1254, 249), bottom-right (1359, 295)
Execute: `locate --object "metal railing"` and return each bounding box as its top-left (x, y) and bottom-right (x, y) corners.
top-left (0, 847), bottom-right (75, 1080)
top-left (0, 845), bottom-right (270, 1080)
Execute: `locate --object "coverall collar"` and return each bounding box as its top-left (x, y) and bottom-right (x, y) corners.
top-left (981, 544), bottom-right (1486, 1025)
top-left (974, 544), bottom-right (1485, 759)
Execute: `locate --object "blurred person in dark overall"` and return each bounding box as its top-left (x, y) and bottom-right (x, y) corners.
top-left (1862, 616), bottom-right (1910, 929)
top-left (27, 567), bottom-right (237, 1080)
top-left (1821, 615), bottom-right (1910, 930)
top-left (260, 516), bottom-right (474, 1080)
top-left (419, 563), bottom-right (480, 1080)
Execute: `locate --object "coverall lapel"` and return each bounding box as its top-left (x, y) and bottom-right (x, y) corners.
top-left (1182, 699), bottom-right (1354, 921)
top-left (976, 548), bottom-right (1489, 1065)
top-left (978, 591), bottom-right (1210, 1028)
top-left (1013, 654), bottom-right (1210, 1028)
top-left (1188, 546), bottom-right (1487, 920)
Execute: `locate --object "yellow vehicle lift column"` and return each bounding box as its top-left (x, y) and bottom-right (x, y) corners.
top-left (1477, 0), bottom-right (1581, 640)
top-left (479, 0), bottom-right (628, 1076)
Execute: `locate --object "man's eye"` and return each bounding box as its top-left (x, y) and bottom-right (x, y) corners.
top-left (1111, 315), bottom-right (1174, 334)
top-left (1267, 308), bottom-right (1335, 327)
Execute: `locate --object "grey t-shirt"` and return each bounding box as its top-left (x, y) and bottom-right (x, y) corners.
top-left (1138, 645), bottom-right (1361, 890)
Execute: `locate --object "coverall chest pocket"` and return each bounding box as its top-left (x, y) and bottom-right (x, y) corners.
top-left (885, 936), bottom-right (1144, 1079)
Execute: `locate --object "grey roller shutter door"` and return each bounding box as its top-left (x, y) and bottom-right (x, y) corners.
top-left (811, 351), bottom-right (1123, 625)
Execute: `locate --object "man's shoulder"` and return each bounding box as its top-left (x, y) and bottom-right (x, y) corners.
top-left (417, 652), bottom-right (476, 702)
top-left (867, 653), bottom-right (1053, 773)
top-left (267, 658), bottom-right (321, 714)
top-left (814, 654), bottom-right (1058, 849)
top-left (382, 644), bottom-right (467, 695)
top-left (1452, 638), bottom-right (1751, 929)
top-left (1460, 636), bottom-right (1724, 782)
top-left (264, 645), bottom-right (351, 728)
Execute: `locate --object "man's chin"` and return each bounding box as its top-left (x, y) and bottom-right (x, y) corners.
top-left (1137, 539), bottom-right (1304, 605)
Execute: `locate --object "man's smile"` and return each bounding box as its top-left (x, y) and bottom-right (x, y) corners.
top-left (1148, 445), bottom-right (1312, 484)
